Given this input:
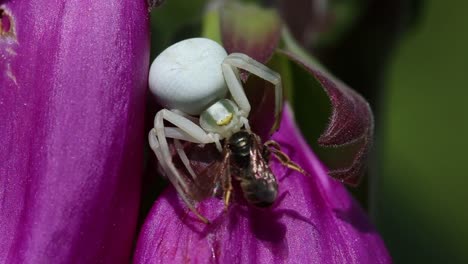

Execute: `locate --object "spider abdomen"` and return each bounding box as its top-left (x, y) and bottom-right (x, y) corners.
top-left (148, 38), bottom-right (228, 115)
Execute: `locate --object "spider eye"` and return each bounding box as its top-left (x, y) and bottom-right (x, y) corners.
top-left (201, 100), bottom-right (234, 127)
top-left (217, 113), bottom-right (233, 126)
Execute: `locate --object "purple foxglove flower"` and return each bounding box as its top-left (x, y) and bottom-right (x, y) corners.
top-left (135, 2), bottom-right (389, 263)
top-left (0, 1), bottom-right (149, 263)
top-left (134, 105), bottom-right (390, 263)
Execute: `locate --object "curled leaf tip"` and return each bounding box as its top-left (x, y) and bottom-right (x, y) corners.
top-left (279, 50), bottom-right (374, 186)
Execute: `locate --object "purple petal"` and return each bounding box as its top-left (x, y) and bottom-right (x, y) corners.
top-left (0, 1), bottom-right (149, 263)
top-left (134, 105), bottom-right (390, 264)
top-left (279, 50), bottom-right (374, 186)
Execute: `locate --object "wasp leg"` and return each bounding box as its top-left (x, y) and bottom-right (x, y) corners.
top-left (265, 140), bottom-right (308, 176)
top-left (224, 189), bottom-right (232, 211)
top-left (223, 165), bottom-right (233, 211)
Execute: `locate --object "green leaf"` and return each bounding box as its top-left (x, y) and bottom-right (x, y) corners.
top-left (220, 1), bottom-right (281, 64)
top-left (149, 0), bottom-right (206, 58)
top-left (201, 8), bottom-right (221, 43)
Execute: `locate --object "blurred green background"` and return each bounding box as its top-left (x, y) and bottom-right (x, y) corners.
top-left (376, 0), bottom-right (468, 263)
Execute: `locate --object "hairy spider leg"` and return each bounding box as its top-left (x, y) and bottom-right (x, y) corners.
top-left (222, 53), bottom-right (283, 134)
top-left (173, 139), bottom-right (198, 181)
top-left (149, 129), bottom-right (210, 224)
top-left (165, 126), bottom-right (223, 182)
top-left (154, 109), bottom-right (216, 186)
top-left (151, 109), bottom-right (226, 223)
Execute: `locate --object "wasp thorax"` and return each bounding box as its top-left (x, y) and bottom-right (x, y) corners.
top-left (200, 99), bottom-right (243, 138)
top-left (228, 131), bottom-right (251, 154)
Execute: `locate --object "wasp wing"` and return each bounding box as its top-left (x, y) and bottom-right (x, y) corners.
top-left (249, 134), bottom-right (277, 183)
top-left (188, 149), bottom-right (231, 202)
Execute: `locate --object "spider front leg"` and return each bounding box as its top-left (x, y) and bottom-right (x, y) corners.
top-left (149, 109), bottom-right (221, 223)
top-left (222, 53), bottom-right (283, 134)
top-left (153, 109), bottom-right (215, 181)
top-left (149, 129), bottom-right (210, 224)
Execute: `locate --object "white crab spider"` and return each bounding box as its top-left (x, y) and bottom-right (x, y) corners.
top-left (148, 38), bottom-right (282, 223)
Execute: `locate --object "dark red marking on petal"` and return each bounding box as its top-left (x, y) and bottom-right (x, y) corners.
top-left (0, 8), bottom-right (15, 39)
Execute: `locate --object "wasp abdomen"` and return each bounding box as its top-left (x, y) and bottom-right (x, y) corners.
top-left (240, 178), bottom-right (278, 208)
